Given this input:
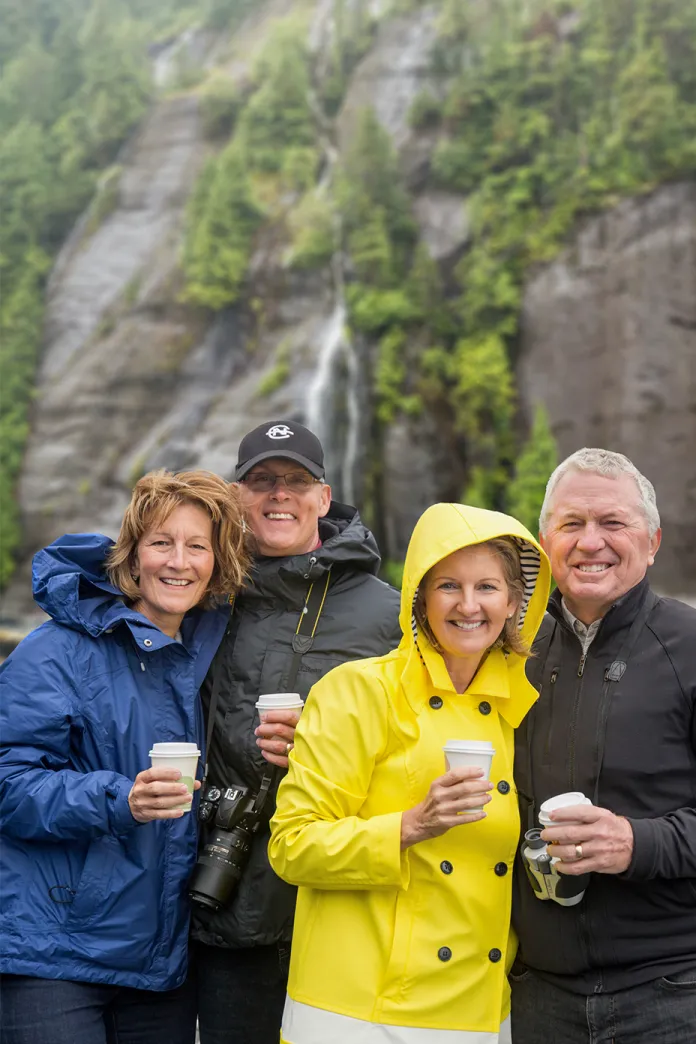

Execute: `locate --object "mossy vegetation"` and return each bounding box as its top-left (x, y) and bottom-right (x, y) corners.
top-left (4, 0), bottom-right (696, 590)
top-left (341, 0), bottom-right (696, 520)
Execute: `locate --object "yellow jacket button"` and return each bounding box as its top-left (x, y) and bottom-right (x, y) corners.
top-left (479, 701), bottom-right (492, 715)
top-left (494, 863), bottom-right (508, 877)
top-left (438, 947), bottom-right (452, 962)
top-left (489, 948), bottom-right (502, 963)
top-left (440, 861), bottom-right (453, 875)
top-left (429, 696), bottom-right (443, 710)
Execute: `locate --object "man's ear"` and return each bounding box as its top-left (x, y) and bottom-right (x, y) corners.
top-left (318, 483), bottom-right (331, 518)
top-left (648, 527), bottom-right (662, 566)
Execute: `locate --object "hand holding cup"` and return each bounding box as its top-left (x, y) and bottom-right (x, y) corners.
top-left (128, 767), bottom-right (201, 823)
top-left (255, 693), bottom-right (304, 769)
top-left (400, 766), bottom-right (493, 850)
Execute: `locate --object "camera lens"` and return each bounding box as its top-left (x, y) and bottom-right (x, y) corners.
top-left (188, 826), bottom-right (253, 910)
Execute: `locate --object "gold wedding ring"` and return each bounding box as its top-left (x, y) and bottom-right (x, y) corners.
top-left (286, 742), bottom-right (293, 755)
top-left (575, 843), bottom-right (583, 860)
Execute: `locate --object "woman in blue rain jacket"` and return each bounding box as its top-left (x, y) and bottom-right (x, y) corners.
top-left (0, 470), bottom-right (248, 1044)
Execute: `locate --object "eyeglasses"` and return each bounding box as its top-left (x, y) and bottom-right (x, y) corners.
top-left (241, 472), bottom-right (322, 494)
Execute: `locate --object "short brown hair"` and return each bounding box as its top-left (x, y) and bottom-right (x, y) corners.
top-left (106, 469), bottom-right (249, 607)
top-left (415, 536), bottom-right (531, 658)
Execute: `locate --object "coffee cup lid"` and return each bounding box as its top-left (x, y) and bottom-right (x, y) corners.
top-left (443, 739), bottom-right (495, 753)
top-left (149, 742), bottom-right (201, 757)
top-left (256, 693), bottom-right (304, 709)
top-left (539, 792), bottom-right (592, 817)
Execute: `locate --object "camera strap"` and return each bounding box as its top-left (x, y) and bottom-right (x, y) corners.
top-left (203, 595), bottom-right (238, 783)
top-left (285, 568), bottom-right (332, 692)
top-left (202, 570), bottom-right (332, 784)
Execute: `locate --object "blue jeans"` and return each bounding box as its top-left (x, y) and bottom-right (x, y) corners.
top-left (192, 942), bottom-right (290, 1044)
top-left (511, 965), bottom-right (696, 1044)
top-left (0, 974), bottom-right (197, 1044)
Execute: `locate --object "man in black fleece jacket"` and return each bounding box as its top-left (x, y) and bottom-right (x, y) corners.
top-left (512, 448), bottom-right (696, 1044)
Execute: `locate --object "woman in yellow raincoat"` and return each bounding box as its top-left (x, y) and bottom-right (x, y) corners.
top-left (269, 503), bottom-right (551, 1044)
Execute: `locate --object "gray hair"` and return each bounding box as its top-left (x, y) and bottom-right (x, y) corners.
top-left (539, 448), bottom-right (660, 537)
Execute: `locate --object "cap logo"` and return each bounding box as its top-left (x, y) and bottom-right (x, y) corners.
top-left (266, 424), bottom-right (294, 440)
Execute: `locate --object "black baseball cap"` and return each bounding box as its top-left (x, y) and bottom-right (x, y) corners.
top-left (235, 420), bottom-right (325, 480)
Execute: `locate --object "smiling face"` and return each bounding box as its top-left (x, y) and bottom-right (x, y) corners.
top-left (541, 470), bottom-right (661, 624)
top-left (238, 457), bottom-right (331, 557)
top-left (423, 545), bottom-right (517, 683)
top-left (133, 502), bottom-right (215, 637)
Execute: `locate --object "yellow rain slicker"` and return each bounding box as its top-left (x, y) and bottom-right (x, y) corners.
top-left (269, 503), bottom-right (550, 1042)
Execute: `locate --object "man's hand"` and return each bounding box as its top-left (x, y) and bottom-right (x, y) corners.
top-left (255, 708), bottom-right (302, 769)
top-left (542, 804), bottom-right (634, 875)
top-left (128, 767), bottom-right (200, 823)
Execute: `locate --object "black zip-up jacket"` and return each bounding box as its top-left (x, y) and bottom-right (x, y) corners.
top-left (513, 578), bottom-right (696, 993)
top-left (191, 502), bottom-right (401, 950)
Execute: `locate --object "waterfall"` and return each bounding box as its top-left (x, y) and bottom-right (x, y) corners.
top-left (304, 51), bottom-right (363, 505)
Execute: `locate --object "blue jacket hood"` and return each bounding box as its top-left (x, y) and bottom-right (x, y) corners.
top-left (32, 533), bottom-right (137, 637)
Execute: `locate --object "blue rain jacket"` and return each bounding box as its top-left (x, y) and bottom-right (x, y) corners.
top-left (0, 534), bottom-right (229, 990)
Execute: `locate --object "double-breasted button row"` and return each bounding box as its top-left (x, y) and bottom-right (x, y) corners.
top-left (438, 946), bottom-right (502, 964)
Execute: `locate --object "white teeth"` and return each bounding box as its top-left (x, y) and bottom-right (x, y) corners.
top-left (161, 578), bottom-right (191, 586)
top-left (451, 621), bottom-right (484, 631)
top-left (577, 564), bottom-right (610, 573)
top-left (267, 513), bottom-right (295, 520)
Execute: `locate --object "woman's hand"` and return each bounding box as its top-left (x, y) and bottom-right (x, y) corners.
top-left (255, 709), bottom-right (302, 769)
top-left (400, 767), bottom-right (493, 850)
top-left (128, 767), bottom-right (201, 823)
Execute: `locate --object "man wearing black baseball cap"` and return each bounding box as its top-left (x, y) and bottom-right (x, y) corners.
top-left (192, 420), bottom-right (401, 1044)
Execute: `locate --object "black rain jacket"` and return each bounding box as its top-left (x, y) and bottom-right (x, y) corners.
top-left (191, 502), bottom-right (401, 950)
top-left (513, 578), bottom-right (696, 993)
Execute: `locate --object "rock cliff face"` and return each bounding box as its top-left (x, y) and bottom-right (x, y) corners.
top-left (3, 0), bottom-right (696, 620)
top-left (517, 181), bottom-right (696, 593)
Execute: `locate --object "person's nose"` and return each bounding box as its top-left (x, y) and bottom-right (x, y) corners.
top-left (575, 522), bottom-right (605, 553)
top-left (167, 543), bottom-right (188, 571)
top-left (270, 478), bottom-right (291, 500)
top-left (456, 588), bottom-right (480, 615)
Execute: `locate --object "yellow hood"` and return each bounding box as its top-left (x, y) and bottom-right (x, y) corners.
top-left (398, 503), bottom-right (551, 725)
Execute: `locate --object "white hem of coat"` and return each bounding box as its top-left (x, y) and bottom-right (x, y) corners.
top-left (282, 997), bottom-right (512, 1044)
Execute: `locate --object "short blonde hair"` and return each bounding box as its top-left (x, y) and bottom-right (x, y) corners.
top-left (106, 469), bottom-right (249, 607)
top-left (415, 536), bottom-right (531, 659)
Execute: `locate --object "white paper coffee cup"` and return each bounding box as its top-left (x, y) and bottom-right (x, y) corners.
top-left (443, 739), bottom-right (496, 813)
top-left (255, 693), bottom-right (304, 714)
top-left (149, 742), bottom-right (201, 811)
top-left (538, 792), bottom-right (592, 828)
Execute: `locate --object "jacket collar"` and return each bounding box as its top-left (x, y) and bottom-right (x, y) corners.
top-left (547, 576), bottom-right (653, 646)
top-left (401, 639), bottom-right (538, 729)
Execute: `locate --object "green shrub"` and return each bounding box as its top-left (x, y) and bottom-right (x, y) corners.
top-left (199, 74), bottom-right (241, 140)
top-left (408, 90), bottom-right (442, 130)
top-left (287, 193), bottom-right (336, 269)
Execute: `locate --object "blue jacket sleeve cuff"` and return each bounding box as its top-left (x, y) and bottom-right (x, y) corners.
top-left (106, 775), bottom-right (139, 835)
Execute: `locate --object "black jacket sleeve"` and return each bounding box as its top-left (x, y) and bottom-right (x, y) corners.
top-left (624, 652), bottom-right (696, 881)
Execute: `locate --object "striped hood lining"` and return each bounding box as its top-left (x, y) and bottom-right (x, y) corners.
top-left (410, 537), bottom-right (541, 651)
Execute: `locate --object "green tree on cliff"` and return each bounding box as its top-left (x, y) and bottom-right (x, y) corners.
top-left (506, 406), bottom-right (558, 536)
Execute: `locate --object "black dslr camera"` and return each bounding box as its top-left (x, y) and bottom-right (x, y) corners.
top-left (189, 772), bottom-right (275, 911)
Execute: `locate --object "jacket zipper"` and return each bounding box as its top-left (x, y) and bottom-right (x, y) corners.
top-left (568, 651), bottom-right (587, 790)
top-left (543, 668), bottom-right (559, 759)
